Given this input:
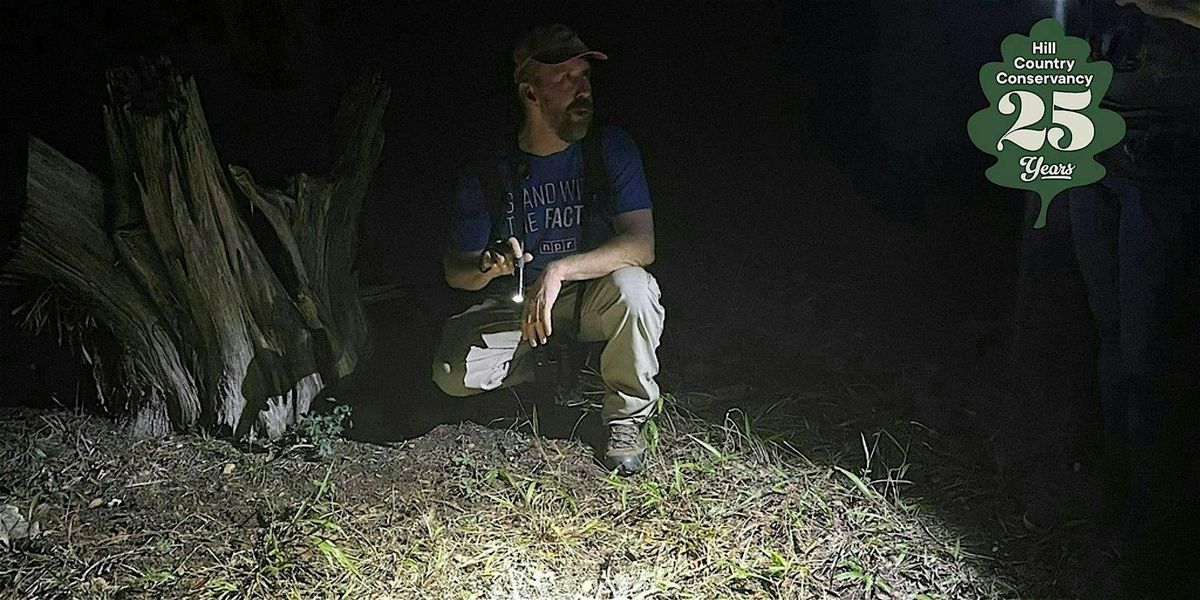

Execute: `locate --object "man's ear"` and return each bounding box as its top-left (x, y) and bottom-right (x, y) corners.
top-left (519, 82), bottom-right (537, 104)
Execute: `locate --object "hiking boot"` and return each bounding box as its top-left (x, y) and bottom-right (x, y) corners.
top-left (604, 422), bottom-right (648, 476)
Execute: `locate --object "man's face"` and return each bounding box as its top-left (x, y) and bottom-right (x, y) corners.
top-left (529, 58), bottom-right (594, 142)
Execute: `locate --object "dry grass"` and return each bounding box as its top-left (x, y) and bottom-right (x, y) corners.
top-left (0, 394), bottom-right (1022, 600)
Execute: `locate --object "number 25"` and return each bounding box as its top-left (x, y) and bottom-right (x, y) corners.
top-left (996, 90), bottom-right (1094, 152)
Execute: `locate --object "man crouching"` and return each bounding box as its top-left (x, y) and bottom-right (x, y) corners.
top-left (432, 24), bottom-right (664, 475)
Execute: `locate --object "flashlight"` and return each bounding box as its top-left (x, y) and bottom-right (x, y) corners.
top-left (512, 255), bottom-right (525, 303)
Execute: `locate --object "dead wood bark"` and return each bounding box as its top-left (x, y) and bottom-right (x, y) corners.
top-left (4, 58), bottom-right (388, 439)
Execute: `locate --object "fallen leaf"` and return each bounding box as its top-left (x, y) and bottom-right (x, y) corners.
top-left (222, 463), bottom-right (236, 475)
top-left (1, 504), bottom-right (41, 545)
top-left (88, 498), bottom-right (104, 509)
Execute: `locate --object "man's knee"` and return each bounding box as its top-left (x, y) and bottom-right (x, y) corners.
top-left (608, 266), bottom-right (663, 317)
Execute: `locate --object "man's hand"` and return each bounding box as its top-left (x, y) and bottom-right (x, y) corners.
top-left (521, 264), bottom-right (563, 347)
top-left (442, 237), bottom-right (533, 292)
top-left (479, 237), bottom-right (534, 276)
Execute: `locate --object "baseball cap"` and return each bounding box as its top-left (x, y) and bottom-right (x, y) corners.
top-left (513, 24), bottom-right (608, 84)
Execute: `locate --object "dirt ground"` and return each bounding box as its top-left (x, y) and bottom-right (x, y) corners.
top-left (0, 398), bottom-right (1021, 600)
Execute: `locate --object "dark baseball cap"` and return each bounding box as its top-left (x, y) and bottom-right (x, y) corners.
top-left (513, 24), bottom-right (608, 84)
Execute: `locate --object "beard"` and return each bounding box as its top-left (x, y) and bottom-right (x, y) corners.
top-left (550, 98), bottom-right (594, 143)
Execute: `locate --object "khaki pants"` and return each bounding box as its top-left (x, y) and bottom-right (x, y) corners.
top-left (432, 266), bottom-right (664, 427)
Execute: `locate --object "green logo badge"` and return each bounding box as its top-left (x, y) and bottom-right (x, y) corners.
top-left (968, 18), bottom-right (1125, 228)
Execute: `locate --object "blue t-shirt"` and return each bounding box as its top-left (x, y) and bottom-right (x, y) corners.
top-left (451, 125), bottom-right (652, 282)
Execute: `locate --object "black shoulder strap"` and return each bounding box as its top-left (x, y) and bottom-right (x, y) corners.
top-left (471, 153), bottom-right (506, 235)
top-left (580, 123), bottom-right (611, 252)
top-left (469, 138), bottom-right (524, 242)
top-left (582, 122), bottom-right (609, 197)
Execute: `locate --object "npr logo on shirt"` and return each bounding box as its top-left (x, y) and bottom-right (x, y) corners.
top-left (539, 238), bottom-right (578, 255)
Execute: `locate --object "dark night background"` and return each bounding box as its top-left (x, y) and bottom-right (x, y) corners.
top-left (0, 0), bottom-right (1056, 422)
top-left (2, 1), bottom-right (1198, 594)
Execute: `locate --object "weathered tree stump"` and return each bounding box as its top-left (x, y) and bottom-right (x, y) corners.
top-left (4, 58), bottom-right (388, 439)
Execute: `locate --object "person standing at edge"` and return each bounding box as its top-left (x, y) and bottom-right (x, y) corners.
top-left (432, 25), bottom-right (664, 476)
top-left (1069, 0), bottom-right (1200, 594)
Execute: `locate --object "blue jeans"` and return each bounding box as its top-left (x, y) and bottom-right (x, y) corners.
top-left (1069, 141), bottom-right (1196, 546)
